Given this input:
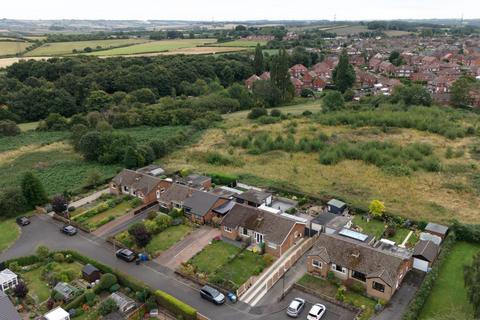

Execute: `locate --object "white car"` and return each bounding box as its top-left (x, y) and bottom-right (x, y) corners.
top-left (286, 298), bottom-right (305, 317)
top-left (307, 303), bottom-right (326, 320)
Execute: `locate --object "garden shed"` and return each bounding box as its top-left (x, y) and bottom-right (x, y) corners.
top-left (413, 240), bottom-right (439, 272)
top-left (110, 292), bottom-right (136, 314)
top-left (327, 199), bottom-right (347, 215)
top-left (43, 307), bottom-right (70, 320)
top-left (82, 264), bottom-right (101, 283)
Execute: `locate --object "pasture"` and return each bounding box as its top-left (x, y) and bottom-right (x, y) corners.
top-left (87, 39), bottom-right (217, 56)
top-left (212, 40), bottom-right (267, 47)
top-left (0, 41), bottom-right (30, 56)
top-left (162, 106), bottom-right (480, 224)
top-left (24, 38), bottom-right (150, 56)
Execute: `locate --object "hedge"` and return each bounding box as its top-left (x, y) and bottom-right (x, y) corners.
top-left (450, 220), bottom-right (480, 243)
top-left (5, 255), bottom-right (40, 267)
top-left (64, 292), bottom-right (87, 310)
top-left (207, 172), bottom-right (238, 186)
top-left (154, 290), bottom-right (197, 320)
top-left (402, 232), bottom-right (457, 320)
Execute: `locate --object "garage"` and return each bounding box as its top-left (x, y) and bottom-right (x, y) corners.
top-left (412, 240), bottom-right (439, 272)
top-left (413, 257), bottom-right (429, 272)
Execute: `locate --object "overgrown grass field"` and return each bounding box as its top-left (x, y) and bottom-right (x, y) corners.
top-left (0, 41), bottom-right (30, 56)
top-left (212, 40), bottom-right (267, 47)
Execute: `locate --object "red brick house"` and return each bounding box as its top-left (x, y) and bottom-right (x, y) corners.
top-left (307, 232), bottom-right (412, 301)
top-left (221, 204), bottom-right (305, 257)
top-left (182, 190), bottom-right (228, 224)
top-left (290, 77), bottom-right (304, 95)
top-left (312, 62), bottom-right (332, 78)
top-left (158, 183), bottom-right (194, 210)
top-left (289, 64), bottom-right (308, 78)
top-left (110, 169), bottom-right (172, 204)
top-left (312, 77), bottom-right (327, 91)
top-left (259, 71), bottom-right (271, 80)
top-left (379, 61), bottom-right (396, 76)
top-left (245, 75), bottom-right (260, 90)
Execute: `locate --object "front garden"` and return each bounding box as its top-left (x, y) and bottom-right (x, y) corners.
top-left (180, 239), bottom-right (273, 291)
top-left (297, 274), bottom-right (377, 320)
top-left (70, 194), bottom-right (141, 231)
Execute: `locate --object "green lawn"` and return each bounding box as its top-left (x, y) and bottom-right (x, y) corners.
top-left (352, 216), bottom-right (385, 239)
top-left (215, 250), bottom-right (266, 287)
top-left (420, 242), bottom-right (480, 320)
top-left (18, 121), bottom-right (39, 132)
top-left (189, 240), bottom-right (241, 275)
top-left (389, 227), bottom-right (411, 245)
top-left (146, 224), bottom-right (193, 255)
top-left (0, 219), bottom-right (20, 253)
top-left (21, 267), bottom-right (51, 303)
top-left (73, 199), bottom-right (134, 230)
top-left (24, 38), bottom-right (150, 56)
top-left (87, 39), bottom-right (216, 56)
top-left (213, 40), bottom-right (267, 47)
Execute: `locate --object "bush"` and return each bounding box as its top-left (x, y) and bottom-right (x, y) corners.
top-left (98, 273), bottom-right (118, 292)
top-left (154, 290), bottom-right (197, 320)
top-left (36, 246), bottom-right (50, 260)
top-left (53, 253), bottom-right (65, 263)
top-left (336, 285), bottom-right (346, 302)
top-left (208, 172), bottom-right (238, 186)
top-left (247, 107), bottom-right (268, 119)
top-left (98, 298), bottom-right (118, 316)
top-left (109, 283), bottom-right (120, 293)
top-left (13, 281), bottom-right (28, 298)
top-left (270, 109), bottom-right (282, 117)
top-left (0, 120), bottom-right (21, 136)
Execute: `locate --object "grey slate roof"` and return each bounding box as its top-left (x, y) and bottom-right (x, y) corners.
top-left (112, 169), bottom-right (162, 195)
top-left (222, 203), bottom-right (303, 245)
top-left (425, 222), bottom-right (448, 235)
top-left (309, 233), bottom-right (406, 287)
top-left (159, 183), bottom-right (193, 205)
top-left (176, 174), bottom-right (211, 188)
top-left (235, 189), bottom-right (272, 204)
top-left (183, 191), bottom-right (221, 217)
top-left (327, 199), bottom-right (346, 209)
top-left (413, 240), bottom-right (439, 262)
top-left (0, 291), bottom-right (21, 320)
top-left (82, 263), bottom-right (99, 275)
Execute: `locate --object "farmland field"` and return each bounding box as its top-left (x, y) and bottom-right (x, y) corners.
top-left (0, 41), bottom-right (30, 56)
top-left (212, 40), bottom-right (267, 47)
top-left (87, 39), bottom-right (217, 56)
top-left (24, 38), bottom-right (150, 56)
top-left (161, 104), bottom-right (480, 224)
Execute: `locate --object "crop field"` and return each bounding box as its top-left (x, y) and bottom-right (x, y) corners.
top-left (0, 41), bottom-right (30, 56)
top-left (87, 39), bottom-right (217, 56)
top-left (162, 105), bottom-right (480, 224)
top-left (24, 38), bottom-right (150, 56)
top-left (212, 40), bottom-right (267, 47)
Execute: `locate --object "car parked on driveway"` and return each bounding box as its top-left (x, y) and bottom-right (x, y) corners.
top-left (16, 216), bottom-right (30, 226)
top-left (61, 225), bottom-right (77, 236)
top-left (286, 298), bottom-right (305, 317)
top-left (200, 285), bottom-right (225, 305)
top-left (307, 303), bottom-right (326, 320)
top-left (115, 248), bottom-right (136, 262)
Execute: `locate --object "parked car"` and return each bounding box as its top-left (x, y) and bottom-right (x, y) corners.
top-left (61, 225), bottom-right (77, 236)
top-left (115, 248), bottom-right (136, 262)
top-left (307, 303), bottom-right (326, 320)
top-left (16, 216), bottom-right (30, 226)
top-left (199, 285), bottom-right (225, 305)
top-left (286, 298), bottom-right (305, 317)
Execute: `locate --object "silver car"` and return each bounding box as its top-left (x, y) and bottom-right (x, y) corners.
top-left (286, 298), bottom-right (305, 317)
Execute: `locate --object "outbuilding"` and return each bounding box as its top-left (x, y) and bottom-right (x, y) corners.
top-left (326, 199), bottom-right (347, 215)
top-left (43, 307), bottom-right (70, 320)
top-left (413, 240), bottom-right (439, 272)
top-left (424, 223), bottom-right (448, 240)
top-left (0, 268), bottom-right (18, 292)
top-left (82, 264), bottom-right (101, 283)
top-left (110, 292), bottom-right (136, 314)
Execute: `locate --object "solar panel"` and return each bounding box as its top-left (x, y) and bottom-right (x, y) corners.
top-left (339, 228), bottom-right (368, 242)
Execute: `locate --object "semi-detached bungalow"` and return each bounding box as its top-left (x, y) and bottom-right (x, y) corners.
top-left (221, 203), bottom-right (305, 257)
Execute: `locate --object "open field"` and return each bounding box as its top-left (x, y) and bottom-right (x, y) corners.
top-left (18, 121), bottom-right (39, 132)
top-left (128, 46), bottom-right (248, 57)
top-left (0, 56), bottom-right (49, 69)
top-left (24, 38), bottom-right (150, 56)
top-left (326, 25), bottom-right (412, 37)
top-left (87, 39), bottom-right (217, 56)
top-left (162, 107), bottom-right (480, 224)
top-left (420, 242), bottom-right (480, 320)
top-left (0, 41), bottom-right (30, 56)
top-left (212, 40), bottom-right (267, 47)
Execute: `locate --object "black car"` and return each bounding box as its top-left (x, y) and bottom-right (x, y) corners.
top-left (61, 225), bottom-right (77, 236)
top-left (199, 285), bottom-right (225, 305)
top-left (115, 248), bottom-right (136, 262)
top-left (16, 216), bottom-right (30, 226)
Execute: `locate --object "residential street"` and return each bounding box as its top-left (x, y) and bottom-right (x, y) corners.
top-left (0, 214), bottom-right (307, 320)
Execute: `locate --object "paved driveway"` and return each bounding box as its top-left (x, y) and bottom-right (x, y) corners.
top-left (155, 226), bottom-right (221, 270)
top-left (255, 289), bottom-right (356, 320)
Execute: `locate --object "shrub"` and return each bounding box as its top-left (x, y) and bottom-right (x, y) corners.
top-left (98, 273), bottom-right (118, 292)
top-left (248, 107), bottom-right (268, 119)
top-left (154, 290), bottom-right (197, 320)
top-left (270, 109), bottom-right (282, 117)
top-left (109, 283), bottom-right (120, 293)
top-left (13, 281), bottom-right (28, 298)
top-left (302, 110), bottom-right (313, 116)
top-left (85, 291), bottom-right (97, 306)
top-left (262, 254), bottom-right (275, 266)
top-left (129, 198), bottom-right (143, 208)
top-left (53, 253), bottom-right (65, 263)
top-left (336, 285), bottom-right (346, 302)
top-left (208, 173), bottom-right (238, 186)
top-left (0, 120), bottom-right (21, 136)
top-left (98, 298), bottom-right (118, 316)
top-left (36, 245), bottom-right (50, 260)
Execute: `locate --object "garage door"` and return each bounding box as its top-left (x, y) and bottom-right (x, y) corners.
top-left (413, 258), bottom-right (429, 272)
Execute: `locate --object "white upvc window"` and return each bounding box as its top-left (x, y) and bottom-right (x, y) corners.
top-left (331, 263), bottom-right (347, 274)
top-left (312, 260), bottom-right (322, 269)
top-left (224, 226), bottom-right (232, 233)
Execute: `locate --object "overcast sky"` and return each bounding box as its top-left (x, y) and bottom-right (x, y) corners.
top-left (2, 0), bottom-right (479, 21)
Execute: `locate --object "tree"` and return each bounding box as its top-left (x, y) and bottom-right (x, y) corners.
top-left (247, 107), bottom-right (268, 119)
top-left (51, 195), bottom-right (68, 214)
top-left (0, 120), bottom-right (20, 136)
top-left (253, 44), bottom-right (265, 75)
top-left (98, 298), bottom-right (118, 316)
top-left (123, 146), bottom-right (142, 169)
top-left (36, 245), bottom-right (50, 260)
top-left (21, 172), bottom-right (48, 207)
top-left (388, 51), bottom-right (405, 66)
top-left (252, 80), bottom-right (281, 107)
top-left (99, 273), bottom-right (118, 291)
top-left (465, 252), bottom-right (480, 319)
top-left (78, 131), bottom-right (104, 161)
top-left (271, 48), bottom-right (294, 102)
top-left (86, 169), bottom-right (102, 187)
top-left (13, 281), bottom-right (28, 298)
top-left (332, 49), bottom-right (356, 93)
top-left (369, 200), bottom-right (385, 218)
top-left (322, 91), bottom-right (345, 112)
top-left (0, 188), bottom-right (28, 217)
top-left (128, 223), bottom-right (152, 248)
top-left (391, 84), bottom-right (432, 106)
top-left (450, 76), bottom-right (477, 108)
top-left (85, 90), bottom-right (113, 111)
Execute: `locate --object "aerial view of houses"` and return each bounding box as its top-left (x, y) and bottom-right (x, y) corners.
top-left (0, 2), bottom-right (480, 320)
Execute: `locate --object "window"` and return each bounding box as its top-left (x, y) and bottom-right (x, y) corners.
top-left (312, 260), bottom-right (322, 269)
top-left (224, 226), bottom-right (232, 233)
top-left (352, 270), bottom-right (366, 282)
top-left (242, 227), bottom-right (248, 236)
top-left (332, 264), bottom-right (346, 274)
top-left (372, 281), bottom-right (385, 293)
top-left (111, 184), bottom-right (117, 189)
